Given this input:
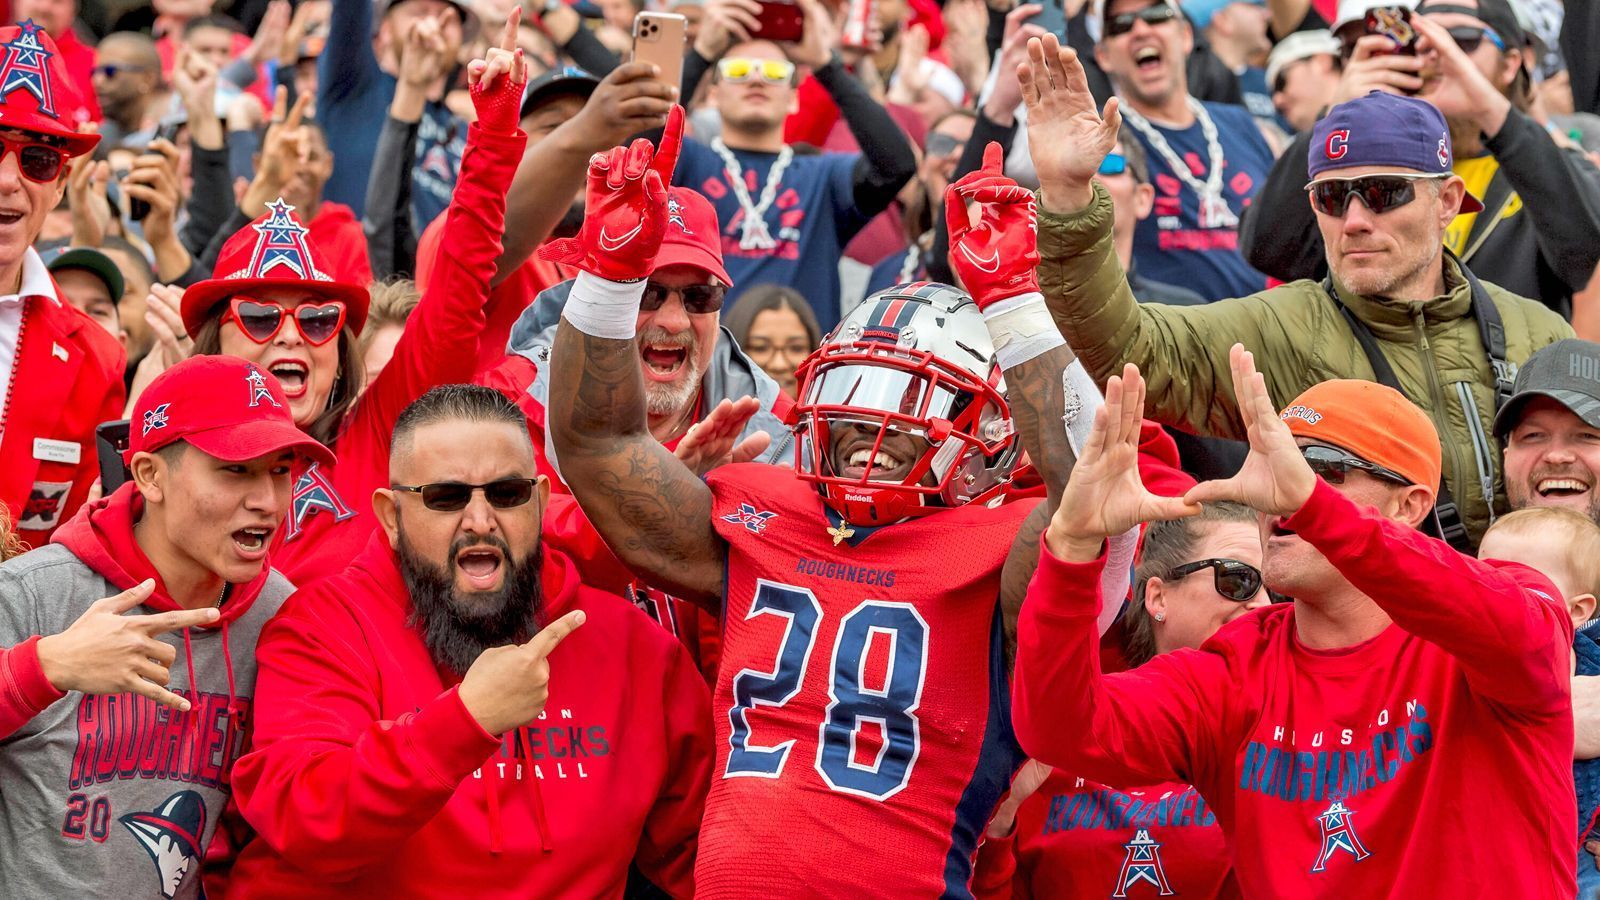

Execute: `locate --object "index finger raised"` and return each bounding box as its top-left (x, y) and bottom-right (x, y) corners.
top-left (524, 609), bottom-right (586, 659)
top-left (650, 105), bottom-right (684, 185)
top-left (501, 5), bottom-right (521, 53)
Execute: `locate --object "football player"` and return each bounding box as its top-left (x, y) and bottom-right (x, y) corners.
top-left (545, 106), bottom-right (1129, 895)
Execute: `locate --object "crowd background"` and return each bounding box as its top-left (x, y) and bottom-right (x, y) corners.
top-left (2, 0), bottom-right (1600, 895)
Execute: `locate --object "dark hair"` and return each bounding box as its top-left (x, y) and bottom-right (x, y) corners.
top-left (191, 308), bottom-right (364, 447)
top-left (183, 14), bottom-right (245, 37)
top-left (392, 385), bottom-right (531, 462)
top-left (1114, 128), bottom-right (1151, 184)
top-left (722, 284), bottom-right (822, 352)
top-left (1123, 502), bottom-right (1257, 667)
top-left (101, 235), bottom-right (155, 287)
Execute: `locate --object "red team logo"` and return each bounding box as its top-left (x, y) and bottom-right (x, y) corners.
top-left (1311, 799), bottom-right (1372, 872)
top-left (1114, 829), bottom-right (1175, 897)
top-left (286, 462), bottom-right (355, 540)
top-left (0, 20), bottom-right (59, 117)
top-left (1325, 129), bottom-right (1350, 160)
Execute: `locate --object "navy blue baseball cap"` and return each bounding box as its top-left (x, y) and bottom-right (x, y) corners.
top-left (1308, 91), bottom-right (1484, 212)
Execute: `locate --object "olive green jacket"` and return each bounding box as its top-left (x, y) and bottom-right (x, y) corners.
top-left (1037, 182), bottom-right (1575, 545)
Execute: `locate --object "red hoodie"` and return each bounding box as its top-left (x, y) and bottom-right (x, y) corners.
top-left (1013, 480), bottom-right (1577, 897)
top-left (307, 202), bottom-right (373, 285)
top-left (228, 533), bottom-right (712, 898)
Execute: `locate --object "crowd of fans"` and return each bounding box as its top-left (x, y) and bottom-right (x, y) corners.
top-left (1, 0), bottom-right (1599, 895)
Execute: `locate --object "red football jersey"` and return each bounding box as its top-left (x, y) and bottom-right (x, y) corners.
top-left (698, 463), bottom-right (1038, 897)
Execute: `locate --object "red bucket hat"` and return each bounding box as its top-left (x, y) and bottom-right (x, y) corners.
top-left (181, 199), bottom-right (370, 338)
top-left (0, 20), bottom-right (97, 157)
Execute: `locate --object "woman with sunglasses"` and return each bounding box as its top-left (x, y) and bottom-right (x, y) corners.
top-left (170, 15), bottom-right (533, 584)
top-left (975, 503), bottom-right (1261, 899)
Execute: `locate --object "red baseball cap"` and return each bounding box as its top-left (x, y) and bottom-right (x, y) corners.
top-left (0, 20), bottom-right (98, 156)
top-left (180, 199), bottom-right (370, 339)
top-left (128, 355), bottom-right (335, 468)
top-left (654, 187), bottom-right (733, 287)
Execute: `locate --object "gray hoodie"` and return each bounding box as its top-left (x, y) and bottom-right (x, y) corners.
top-left (0, 487), bottom-right (292, 900)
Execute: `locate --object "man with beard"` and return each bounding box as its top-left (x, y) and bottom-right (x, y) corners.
top-left (1240, 0), bottom-right (1600, 316)
top-left (229, 385), bottom-right (712, 898)
top-left (1027, 33), bottom-right (1569, 547)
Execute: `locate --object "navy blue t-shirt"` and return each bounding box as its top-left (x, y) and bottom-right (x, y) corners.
top-left (1238, 66), bottom-right (1289, 132)
top-left (676, 140), bottom-right (868, 332)
top-left (1130, 101), bottom-right (1273, 301)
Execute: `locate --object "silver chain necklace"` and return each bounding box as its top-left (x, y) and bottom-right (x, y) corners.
top-left (1120, 98), bottom-right (1238, 230)
top-left (711, 137), bottom-right (795, 250)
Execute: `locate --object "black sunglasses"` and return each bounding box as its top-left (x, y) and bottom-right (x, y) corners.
top-left (1169, 557), bottom-right (1265, 602)
top-left (641, 282), bottom-right (727, 314)
top-left (1306, 174), bottom-right (1442, 217)
top-left (1444, 24), bottom-right (1504, 54)
top-left (1106, 2), bottom-right (1179, 37)
top-left (1301, 445), bottom-right (1412, 486)
top-left (391, 478), bottom-right (539, 512)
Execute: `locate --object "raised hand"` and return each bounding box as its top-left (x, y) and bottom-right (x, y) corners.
top-left (468, 6), bottom-right (528, 132)
top-left (568, 62), bottom-right (678, 151)
top-left (66, 134), bottom-right (110, 248)
top-left (1047, 363), bottom-right (1200, 560)
top-left (1411, 14), bottom-right (1511, 138)
top-left (674, 397), bottom-right (774, 476)
top-left (1183, 344), bottom-right (1317, 516)
top-left (540, 104), bottom-right (685, 281)
top-left (1020, 32), bottom-right (1121, 214)
top-left (784, 0), bottom-right (839, 69)
top-left (458, 609), bottom-right (586, 735)
top-left (983, 4), bottom-right (1048, 125)
top-left (1332, 33), bottom-right (1425, 105)
top-left (945, 141), bottom-right (1041, 306)
top-left (694, 0), bottom-right (763, 61)
top-left (35, 580), bottom-right (222, 712)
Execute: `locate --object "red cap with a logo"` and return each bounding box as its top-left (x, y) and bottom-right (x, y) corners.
top-left (128, 355), bottom-right (335, 468)
top-left (0, 20), bottom-right (97, 156)
top-left (180, 198), bottom-right (370, 338)
top-left (654, 187), bottom-right (733, 287)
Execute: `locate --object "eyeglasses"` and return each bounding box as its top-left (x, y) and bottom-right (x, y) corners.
top-left (224, 296), bottom-right (347, 346)
top-left (1305, 173), bottom-right (1444, 216)
top-left (717, 58), bottom-right (796, 85)
top-left (1098, 153), bottom-right (1128, 176)
top-left (390, 478), bottom-right (540, 512)
top-left (92, 63), bottom-right (148, 79)
top-left (747, 338), bottom-right (811, 360)
top-left (925, 132), bottom-right (966, 158)
top-left (0, 134), bottom-right (65, 183)
top-left (641, 282), bottom-right (727, 314)
top-left (1443, 24), bottom-right (1505, 53)
top-left (1301, 444), bottom-right (1412, 486)
top-left (1105, 2), bottom-right (1179, 38)
top-left (1169, 558), bottom-right (1264, 603)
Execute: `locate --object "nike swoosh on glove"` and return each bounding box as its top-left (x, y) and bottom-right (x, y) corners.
top-left (540, 105), bottom-right (684, 282)
top-left (945, 141), bottom-right (1042, 308)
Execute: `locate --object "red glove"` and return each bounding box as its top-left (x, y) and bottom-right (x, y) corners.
top-left (541, 105), bottom-right (684, 282)
top-left (469, 10), bottom-right (529, 133)
top-left (945, 142), bottom-right (1041, 308)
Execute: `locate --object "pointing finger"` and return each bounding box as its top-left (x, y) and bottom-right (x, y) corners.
top-left (650, 105), bottom-right (685, 187)
top-left (981, 141), bottom-right (1004, 176)
top-left (501, 5), bottom-right (520, 53)
top-left (139, 606), bottom-right (223, 635)
top-left (524, 609), bottom-right (586, 659)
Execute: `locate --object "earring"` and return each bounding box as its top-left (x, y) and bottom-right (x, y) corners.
top-left (1155, 613), bottom-right (1165, 622)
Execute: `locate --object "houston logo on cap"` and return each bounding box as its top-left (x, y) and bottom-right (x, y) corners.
top-left (243, 200), bottom-right (328, 282)
top-left (0, 20), bottom-right (58, 119)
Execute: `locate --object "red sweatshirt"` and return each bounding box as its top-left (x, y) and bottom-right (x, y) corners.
top-left (1013, 479), bottom-right (1576, 897)
top-left (269, 122), bottom-right (524, 585)
top-left (229, 534), bottom-right (712, 898)
top-left (307, 202), bottom-right (372, 285)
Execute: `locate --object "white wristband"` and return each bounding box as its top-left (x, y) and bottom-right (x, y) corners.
top-left (981, 292), bottom-right (1064, 371)
top-left (1061, 358), bottom-right (1102, 457)
top-left (1097, 525), bottom-right (1140, 637)
top-left (561, 271), bottom-right (646, 340)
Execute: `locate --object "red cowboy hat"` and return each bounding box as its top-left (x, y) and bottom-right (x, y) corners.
top-left (181, 199), bottom-right (370, 338)
top-left (0, 20), bottom-right (97, 157)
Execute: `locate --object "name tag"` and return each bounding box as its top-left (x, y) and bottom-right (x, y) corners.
top-left (33, 438), bottom-right (81, 465)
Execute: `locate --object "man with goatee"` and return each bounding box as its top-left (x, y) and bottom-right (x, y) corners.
top-left (229, 385), bottom-right (712, 898)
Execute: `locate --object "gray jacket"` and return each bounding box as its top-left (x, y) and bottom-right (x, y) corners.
top-left (0, 543), bottom-right (293, 899)
top-left (508, 280), bottom-right (796, 479)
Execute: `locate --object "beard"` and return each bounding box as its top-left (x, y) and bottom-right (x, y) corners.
top-left (552, 198), bottom-right (585, 239)
top-left (1334, 224), bottom-right (1442, 300)
top-left (639, 324), bottom-right (706, 417)
top-left (399, 529), bottom-right (545, 676)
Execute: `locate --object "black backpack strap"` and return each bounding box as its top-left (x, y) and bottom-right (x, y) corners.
top-left (1456, 256), bottom-right (1516, 412)
top-left (1322, 275), bottom-right (1474, 551)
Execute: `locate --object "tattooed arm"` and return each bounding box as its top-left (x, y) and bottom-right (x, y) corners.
top-left (548, 322), bottom-right (728, 612)
top-left (999, 347), bottom-right (1080, 658)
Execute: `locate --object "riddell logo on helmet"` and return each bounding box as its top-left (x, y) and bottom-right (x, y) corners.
top-left (1325, 130), bottom-right (1349, 160)
top-left (844, 491), bottom-right (875, 503)
top-left (1281, 405), bottom-right (1323, 425)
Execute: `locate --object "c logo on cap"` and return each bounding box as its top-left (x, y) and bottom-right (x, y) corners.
top-left (1326, 130), bottom-right (1350, 160)
top-left (1437, 136), bottom-right (1449, 169)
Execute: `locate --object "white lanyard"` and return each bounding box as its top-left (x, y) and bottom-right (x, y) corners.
top-left (710, 138), bottom-right (795, 250)
top-left (1120, 98), bottom-right (1238, 230)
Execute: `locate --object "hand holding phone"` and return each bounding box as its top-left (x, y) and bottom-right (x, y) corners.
top-left (95, 421), bottom-right (132, 496)
top-left (1365, 5), bottom-right (1418, 55)
top-left (634, 11), bottom-right (687, 90)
